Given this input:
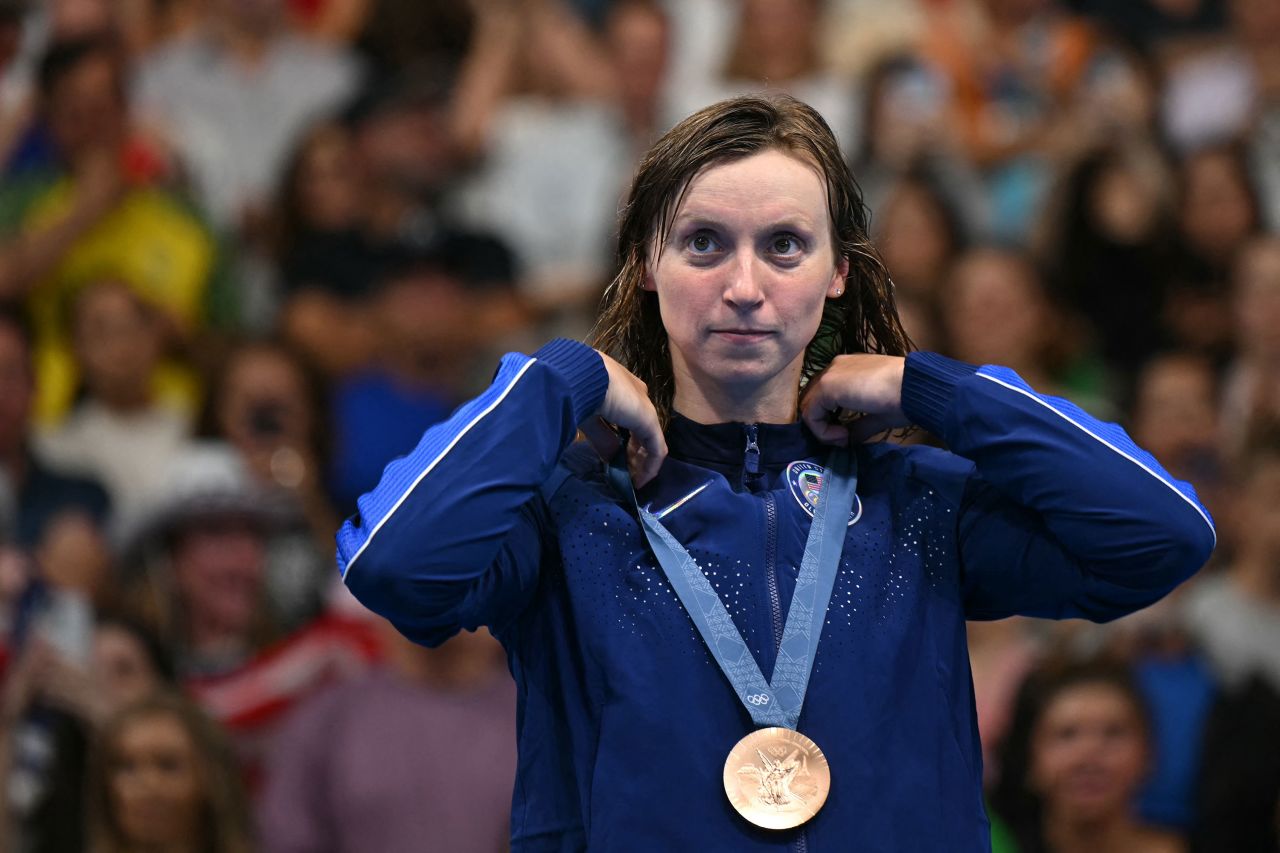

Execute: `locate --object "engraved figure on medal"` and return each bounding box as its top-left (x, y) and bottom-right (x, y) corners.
top-left (723, 728), bottom-right (830, 830)
top-left (738, 747), bottom-right (808, 809)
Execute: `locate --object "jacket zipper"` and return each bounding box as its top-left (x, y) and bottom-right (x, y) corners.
top-left (745, 427), bottom-right (803, 853)
top-left (744, 425), bottom-right (785, 669)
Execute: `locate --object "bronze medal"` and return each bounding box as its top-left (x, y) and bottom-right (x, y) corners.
top-left (723, 727), bottom-right (830, 830)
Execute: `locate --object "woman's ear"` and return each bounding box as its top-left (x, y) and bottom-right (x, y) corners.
top-left (828, 256), bottom-right (850, 298)
top-left (642, 270), bottom-right (658, 292)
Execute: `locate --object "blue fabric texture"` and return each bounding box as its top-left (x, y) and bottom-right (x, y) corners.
top-left (338, 342), bottom-right (1215, 852)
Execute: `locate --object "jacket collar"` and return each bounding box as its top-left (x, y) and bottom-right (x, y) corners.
top-left (665, 412), bottom-right (826, 466)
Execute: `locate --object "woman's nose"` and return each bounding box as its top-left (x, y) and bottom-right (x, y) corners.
top-left (724, 254), bottom-right (765, 307)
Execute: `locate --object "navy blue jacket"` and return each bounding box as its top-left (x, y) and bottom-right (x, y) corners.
top-left (337, 340), bottom-right (1215, 852)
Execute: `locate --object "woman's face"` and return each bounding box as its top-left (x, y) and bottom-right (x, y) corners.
top-left (1180, 150), bottom-right (1255, 262)
top-left (647, 149), bottom-right (846, 414)
top-left (944, 252), bottom-right (1045, 368)
top-left (296, 127), bottom-right (364, 232)
top-left (93, 625), bottom-right (162, 717)
top-left (877, 183), bottom-right (953, 296)
top-left (108, 712), bottom-right (204, 845)
top-left (219, 348), bottom-right (311, 451)
top-left (73, 282), bottom-right (162, 404)
top-left (1031, 683), bottom-right (1148, 822)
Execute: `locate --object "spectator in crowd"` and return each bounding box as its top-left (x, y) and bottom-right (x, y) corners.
top-left (601, 0), bottom-right (670, 152)
top-left (198, 339), bottom-right (335, 622)
top-left (354, 0), bottom-right (473, 76)
top-left (85, 692), bottom-right (252, 853)
top-left (1184, 439), bottom-right (1280, 695)
top-left (34, 280), bottom-right (193, 544)
top-left (0, 307), bottom-right (107, 551)
top-left (992, 659), bottom-right (1186, 853)
top-left (0, 33), bottom-right (219, 425)
top-left (448, 0), bottom-right (631, 313)
top-left (853, 53), bottom-right (987, 233)
top-left (875, 173), bottom-right (966, 304)
top-left (920, 0), bottom-right (1099, 241)
top-left (1159, 0), bottom-right (1280, 152)
top-left (134, 0), bottom-right (362, 232)
top-left (1165, 141), bottom-right (1262, 359)
top-left (0, 611), bottom-right (176, 852)
top-left (683, 0), bottom-right (860, 152)
top-left (328, 247), bottom-right (520, 514)
top-left (272, 116), bottom-right (399, 377)
top-left (1128, 353), bottom-right (1225, 519)
top-left (120, 444), bottom-right (379, 783)
top-left (941, 248), bottom-right (1086, 404)
top-left (259, 621), bottom-right (516, 853)
top-left (1221, 236), bottom-right (1280, 457)
top-left (1040, 143), bottom-right (1177, 384)
top-left (1193, 670), bottom-right (1280, 852)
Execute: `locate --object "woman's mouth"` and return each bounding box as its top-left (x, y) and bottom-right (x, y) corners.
top-left (712, 329), bottom-right (774, 344)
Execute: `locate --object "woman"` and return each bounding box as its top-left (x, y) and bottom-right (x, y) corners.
top-left (992, 660), bottom-right (1185, 853)
top-left (338, 95), bottom-right (1214, 850)
top-left (85, 692), bottom-right (251, 853)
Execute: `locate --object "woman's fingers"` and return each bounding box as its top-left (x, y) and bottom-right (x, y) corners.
top-left (590, 350), bottom-right (668, 486)
top-left (801, 355), bottom-right (909, 445)
top-left (581, 416), bottom-right (623, 461)
top-left (626, 412), bottom-right (667, 488)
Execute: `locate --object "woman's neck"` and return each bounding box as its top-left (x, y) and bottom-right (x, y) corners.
top-left (671, 362), bottom-right (801, 425)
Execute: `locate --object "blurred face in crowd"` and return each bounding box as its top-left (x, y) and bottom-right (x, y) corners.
top-left (374, 268), bottom-right (479, 365)
top-left (107, 710), bottom-right (205, 846)
top-left (218, 346), bottom-right (312, 452)
top-left (1078, 49), bottom-right (1157, 136)
top-left (172, 520), bottom-right (266, 641)
top-left (357, 102), bottom-right (455, 199)
top-left (45, 50), bottom-right (126, 161)
top-left (93, 624), bottom-right (164, 717)
top-left (1088, 158), bottom-right (1165, 246)
top-left (876, 181), bottom-right (956, 298)
top-left (944, 250), bottom-right (1047, 369)
top-left (605, 1), bottom-right (670, 124)
top-left (294, 125), bottom-right (365, 233)
top-left (1179, 148), bottom-right (1256, 264)
top-left (1233, 239), bottom-right (1280, 360)
top-left (647, 149), bottom-right (847, 416)
top-left (1235, 457), bottom-right (1280, 562)
top-left (1131, 355), bottom-right (1218, 468)
top-left (1031, 682), bottom-right (1149, 823)
top-left (72, 282), bottom-right (163, 409)
top-left (737, 0), bottom-right (819, 79)
top-left (0, 321), bottom-right (33, 456)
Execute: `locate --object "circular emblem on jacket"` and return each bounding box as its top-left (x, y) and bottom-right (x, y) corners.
top-left (785, 461), bottom-right (862, 526)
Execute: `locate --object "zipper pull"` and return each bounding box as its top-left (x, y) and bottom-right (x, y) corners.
top-left (743, 424), bottom-right (761, 477)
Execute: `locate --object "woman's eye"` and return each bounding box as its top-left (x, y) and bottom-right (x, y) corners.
top-left (688, 232), bottom-right (719, 254)
top-left (771, 235), bottom-right (802, 256)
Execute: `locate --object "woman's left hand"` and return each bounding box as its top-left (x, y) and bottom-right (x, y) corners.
top-left (800, 354), bottom-right (910, 445)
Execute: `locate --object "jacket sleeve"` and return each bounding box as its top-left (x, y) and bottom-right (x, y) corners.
top-left (899, 352), bottom-right (1216, 622)
top-left (335, 339), bottom-right (608, 645)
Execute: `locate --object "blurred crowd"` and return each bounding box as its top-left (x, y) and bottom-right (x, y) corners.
top-left (0, 0), bottom-right (1277, 850)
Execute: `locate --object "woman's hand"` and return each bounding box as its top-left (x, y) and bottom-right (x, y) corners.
top-left (581, 351), bottom-right (667, 488)
top-left (800, 354), bottom-right (910, 445)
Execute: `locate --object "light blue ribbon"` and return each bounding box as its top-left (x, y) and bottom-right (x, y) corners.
top-left (609, 448), bottom-right (857, 730)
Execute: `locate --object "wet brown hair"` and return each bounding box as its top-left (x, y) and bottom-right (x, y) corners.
top-left (590, 93), bottom-right (910, 425)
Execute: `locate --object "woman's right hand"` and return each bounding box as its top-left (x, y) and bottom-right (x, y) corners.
top-left (581, 351), bottom-right (667, 488)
